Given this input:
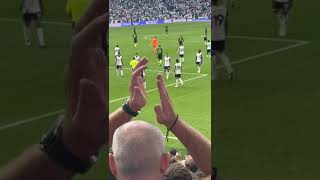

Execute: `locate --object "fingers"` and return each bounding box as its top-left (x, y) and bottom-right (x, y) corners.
top-left (133, 57), bottom-right (148, 72)
top-left (74, 0), bottom-right (107, 34)
top-left (157, 74), bottom-right (171, 104)
top-left (72, 14), bottom-right (108, 50)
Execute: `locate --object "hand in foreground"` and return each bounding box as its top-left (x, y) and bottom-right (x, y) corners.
top-left (62, 0), bottom-right (107, 159)
top-left (127, 58), bottom-right (148, 112)
top-left (154, 74), bottom-right (177, 127)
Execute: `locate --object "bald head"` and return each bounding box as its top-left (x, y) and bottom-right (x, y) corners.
top-left (112, 121), bottom-right (165, 178)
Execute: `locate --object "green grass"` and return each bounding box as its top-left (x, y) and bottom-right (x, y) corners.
top-left (109, 22), bottom-right (212, 151)
top-left (0, 0), bottom-right (211, 179)
top-left (214, 0), bottom-right (320, 179)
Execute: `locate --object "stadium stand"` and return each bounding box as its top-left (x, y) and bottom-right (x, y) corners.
top-left (109, 0), bottom-right (211, 23)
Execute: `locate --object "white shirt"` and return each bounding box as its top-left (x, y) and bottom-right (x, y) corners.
top-left (115, 56), bottom-right (122, 66)
top-left (134, 55), bottom-right (140, 61)
top-left (213, 5), bottom-right (227, 41)
top-left (207, 42), bottom-right (211, 50)
top-left (174, 63), bottom-right (182, 75)
top-left (196, 52), bottom-right (202, 62)
top-left (164, 56), bottom-right (170, 66)
top-left (22, 0), bottom-right (41, 14)
top-left (114, 47), bottom-right (120, 56)
top-left (179, 46), bottom-right (185, 55)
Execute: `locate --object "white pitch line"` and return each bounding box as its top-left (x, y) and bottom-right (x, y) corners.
top-left (109, 74), bottom-right (208, 103)
top-left (228, 35), bottom-right (309, 44)
top-left (217, 41), bottom-right (309, 69)
top-left (0, 109), bottom-right (64, 132)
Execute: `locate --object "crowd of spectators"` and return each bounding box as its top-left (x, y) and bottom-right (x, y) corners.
top-left (109, 0), bottom-right (211, 23)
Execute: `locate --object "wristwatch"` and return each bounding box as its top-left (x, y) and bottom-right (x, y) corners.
top-left (40, 116), bottom-right (98, 174)
top-left (122, 100), bottom-right (140, 117)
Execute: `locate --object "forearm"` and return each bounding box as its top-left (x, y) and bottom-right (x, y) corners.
top-left (108, 108), bottom-right (133, 146)
top-left (0, 144), bottom-right (74, 180)
top-left (169, 118), bottom-right (211, 175)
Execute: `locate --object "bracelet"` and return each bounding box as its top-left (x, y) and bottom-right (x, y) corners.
top-left (122, 100), bottom-right (140, 117)
top-left (165, 114), bottom-right (179, 142)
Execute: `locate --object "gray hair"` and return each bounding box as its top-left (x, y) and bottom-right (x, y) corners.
top-left (112, 121), bottom-right (165, 177)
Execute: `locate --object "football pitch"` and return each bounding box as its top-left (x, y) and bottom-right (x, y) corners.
top-left (214, 0), bottom-right (320, 179)
top-left (109, 22), bottom-right (212, 152)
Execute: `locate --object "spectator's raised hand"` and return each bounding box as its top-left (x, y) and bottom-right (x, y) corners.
top-left (154, 74), bottom-right (177, 127)
top-left (62, 0), bottom-right (107, 159)
top-left (128, 58), bottom-right (148, 112)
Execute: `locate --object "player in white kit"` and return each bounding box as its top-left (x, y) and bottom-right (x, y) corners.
top-left (115, 54), bottom-right (123, 77)
top-left (114, 45), bottom-right (121, 58)
top-left (177, 45), bottom-right (185, 64)
top-left (163, 53), bottom-right (171, 79)
top-left (195, 49), bottom-right (203, 73)
top-left (134, 52), bottom-right (140, 61)
top-left (174, 59), bottom-right (183, 87)
top-left (213, 0), bottom-right (234, 80)
top-left (20, 0), bottom-right (46, 47)
top-left (272, 0), bottom-right (293, 36)
top-left (206, 40), bottom-right (211, 58)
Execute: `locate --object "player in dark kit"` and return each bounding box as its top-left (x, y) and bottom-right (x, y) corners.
top-left (204, 26), bottom-right (208, 45)
top-left (178, 35), bottom-right (184, 46)
top-left (157, 45), bottom-right (163, 65)
top-left (165, 25), bottom-right (168, 35)
top-left (133, 32), bottom-right (138, 47)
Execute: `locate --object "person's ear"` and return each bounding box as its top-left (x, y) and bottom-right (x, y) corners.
top-left (109, 153), bottom-right (117, 176)
top-left (160, 152), bottom-right (171, 174)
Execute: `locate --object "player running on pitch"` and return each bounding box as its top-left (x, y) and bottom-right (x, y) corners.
top-left (272, 0), bottom-right (293, 36)
top-left (213, 0), bottom-right (234, 80)
top-left (115, 54), bottom-right (124, 77)
top-left (206, 40), bottom-right (211, 58)
top-left (177, 44), bottom-right (185, 64)
top-left (20, 0), bottom-right (46, 48)
top-left (195, 49), bottom-right (203, 73)
top-left (165, 25), bottom-right (169, 35)
top-left (174, 59), bottom-right (184, 87)
top-left (114, 44), bottom-right (120, 58)
top-left (157, 45), bottom-right (163, 65)
top-left (164, 53), bottom-right (171, 80)
top-left (178, 35), bottom-right (184, 46)
top-left (133, 29), bottom-right (138, 47)
top-left (151, 36), bottom-right (159, 54)
top-left (203, 26), bottom-right (208, 45)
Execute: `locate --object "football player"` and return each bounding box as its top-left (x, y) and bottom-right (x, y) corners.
top-left (272, 0), bottom-right (293, 36)
top-left (157, 45), bottom-right (163, 65)
top-left (206, 40), bottom-right (211, 58)
top-left (164, 53), bottom-right (171, 80)
top-left (213, 0), bottom-right (234, 80)
top-left (114, 44), bottom-right (121, 58)
top-left (165, 25), bottom-right (169, 35)
top-left (134, 52), bottom-right (140, 61)
top-left (204, 26), bottom-right (208, 45)
top-left (178, 35), bottom-right (184, 46)
top-left (115, 54), bottom-right (124, 77)
top-left (174, 59), bottom-right (184, 87)
top-left (133, 30), bottom-right (138, 47)
top-left (177, 44), bottom-right (185, 64)
top-left (195, 49), bottom-right (203, 73)
top-left (20, 0), bottom-right (46, 47)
